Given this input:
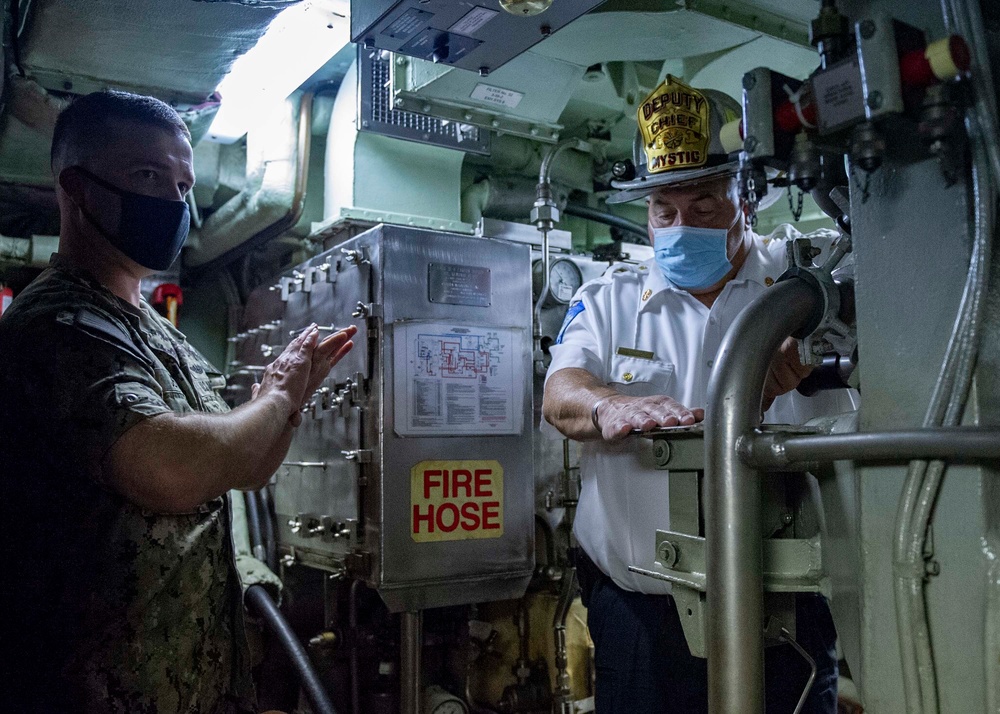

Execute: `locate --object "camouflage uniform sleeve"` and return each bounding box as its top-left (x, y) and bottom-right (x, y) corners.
top-left (34, 309), bottom-right (174, 481)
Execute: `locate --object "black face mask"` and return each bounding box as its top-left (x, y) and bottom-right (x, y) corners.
top-left (71, 167), bottom-right (190, 271)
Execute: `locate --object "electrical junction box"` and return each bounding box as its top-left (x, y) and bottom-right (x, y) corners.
top-left (350, 0), bottom-right (606, 75)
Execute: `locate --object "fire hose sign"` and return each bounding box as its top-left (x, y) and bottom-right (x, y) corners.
top-left (411, 460), bottom-right (503, 542)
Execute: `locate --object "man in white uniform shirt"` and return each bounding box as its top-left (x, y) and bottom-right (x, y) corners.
top-left (542, 77), bottom-right (856, 713)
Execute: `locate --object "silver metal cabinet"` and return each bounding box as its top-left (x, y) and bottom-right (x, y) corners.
top-left (235, 225), bottom-right (536, 611)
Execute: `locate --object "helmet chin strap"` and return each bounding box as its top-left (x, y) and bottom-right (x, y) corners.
top-left (725, 209), bottom-right (749, 261)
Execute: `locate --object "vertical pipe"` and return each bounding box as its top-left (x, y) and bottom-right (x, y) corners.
top-left (704, 279), bottom-right (822, 714)
top-left (552, 567), bottom-right (577, 714)
top-left (533, 227), bottom-right (551, 345)
top-left (401, 610), bottom-right (423, 714)
top-left (349, 580), bottom-right (362, 714)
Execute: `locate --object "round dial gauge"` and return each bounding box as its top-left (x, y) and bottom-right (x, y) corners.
top-left (533, 258), bottom-right (584, 306)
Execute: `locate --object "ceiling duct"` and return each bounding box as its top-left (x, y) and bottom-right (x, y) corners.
top-left (18, 0), bottom-right (282, 103)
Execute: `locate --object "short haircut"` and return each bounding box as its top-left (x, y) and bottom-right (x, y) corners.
top-left (50, 90), bottom-right (191, 174)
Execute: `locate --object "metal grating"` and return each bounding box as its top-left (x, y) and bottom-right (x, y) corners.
top-left (358, 47), bottom-right (491, 156)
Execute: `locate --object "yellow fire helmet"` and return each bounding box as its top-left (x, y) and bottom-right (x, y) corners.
top-left (607, 75), bottom-right (743, 204)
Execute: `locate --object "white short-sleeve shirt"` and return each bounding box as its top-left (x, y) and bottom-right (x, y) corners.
top-left (544, 225), bottom-right (858, 594)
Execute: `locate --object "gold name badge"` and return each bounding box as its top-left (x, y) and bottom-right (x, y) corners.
top-left (638, 75), bottom-right (711, 174)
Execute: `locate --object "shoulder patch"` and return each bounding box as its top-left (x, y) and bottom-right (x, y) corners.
top-left (555, 301), bottom-right (586, 345)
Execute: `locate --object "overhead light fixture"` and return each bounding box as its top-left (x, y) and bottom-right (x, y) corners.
top-left (499, 0), bottom-right (553, 16)
top-left (206, 0), bottom-right (350, 143)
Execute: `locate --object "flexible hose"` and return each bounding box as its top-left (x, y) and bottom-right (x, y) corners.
top-left (258, 486), bottom-right (279, 573)
top-left (245, 585), bottom-right (339, 714)
top-left (244, 491), bottom-right (267, 564)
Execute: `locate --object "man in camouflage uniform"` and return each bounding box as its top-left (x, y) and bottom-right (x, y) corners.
top-left (0, 91), bottom-right (356, 713)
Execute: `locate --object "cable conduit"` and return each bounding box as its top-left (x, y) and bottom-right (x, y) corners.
top-left (563, 203), bottom-right (647, 239)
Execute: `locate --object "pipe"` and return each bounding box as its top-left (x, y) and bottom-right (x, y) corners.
top-left (535, 514), bottom-right (556, 567)
top-left (704, 278), bottom-right (822, 714)
top-left (533, 226), bottom-right (551, 348)
top-left (244, 491), bottom-right (266, 563)
top-left (885, 92), bottom-right (996, 711)
top-left (945, 0), bottom-right (1000, 189)
top-left (0, 235), bottom-right (29, 262)
top-left (533, 140), bottom-right (588, 355)
top-left (562, 203), bottom-right (647, 240)
top-left (538, 141), bottom-right (584, 187)
top-left (898, 113), bottom-right (995, 713)
top-left (187, 90), bottom-right (314, 280)
top-left (780, 628), bottom-right (817, 714)
top-left (348, 580), bottom-right (362, 714)
top-left (552, 567), bottom-right (578, 714)
top-left (738, 427), bottom-right (1000, 469)
top-left (258, 486), bottom-right (279, 573)
top-left (0, 234), bottom-right (58, 267)
top-left (9, 0), bottom-right (25, 77)
top-left (244, 584), bottom-right (339, 714)
top-left (401, 610), bottom-right (423, 714)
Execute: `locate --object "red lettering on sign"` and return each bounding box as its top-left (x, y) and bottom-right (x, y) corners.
top-left (452, 469), bottom-right (472, 497)
top-left (460, 502), bottom-right (481, 531)
top-left (423, 470), bottom-right (442, 499)
top-left (474, 469), bottom-right (493, 497)
top-left (481, 501), bottom-right (501, 530)
top-left (413, 504), bottom-right (434, 533)
top-left (436, 502), bottom-right (460, 532)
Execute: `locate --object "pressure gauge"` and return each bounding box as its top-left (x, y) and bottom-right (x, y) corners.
top-left (533, 257), bottom-right (584, 306)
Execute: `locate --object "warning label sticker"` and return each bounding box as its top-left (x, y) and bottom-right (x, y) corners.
top-left (411, 460), bottom-right (504, 543)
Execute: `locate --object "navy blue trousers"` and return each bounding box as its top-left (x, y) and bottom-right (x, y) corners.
top-left (580, 556), bottom-right (838, 714)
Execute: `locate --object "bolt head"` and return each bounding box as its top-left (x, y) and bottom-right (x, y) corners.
top-left (867, 91), bottom-right (883, 111)
top-left (656, 540), bottom-right (679, 568)
top-left (859, 19), bottom-right (876, 40)
top-left (743, 73), bottom-right (757, 90)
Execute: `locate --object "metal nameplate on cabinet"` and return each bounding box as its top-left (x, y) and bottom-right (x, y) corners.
top-left (427, 262), bottom-right (491, 307)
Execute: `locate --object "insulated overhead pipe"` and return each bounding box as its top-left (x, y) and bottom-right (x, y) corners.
top-left (187, 89), bottom-right (317, 281)
top-left (704, 278), bottom-right (823, 714)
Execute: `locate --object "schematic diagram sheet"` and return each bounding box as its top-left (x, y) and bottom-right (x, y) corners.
top-left (393, 322), bottom-right (523, 436)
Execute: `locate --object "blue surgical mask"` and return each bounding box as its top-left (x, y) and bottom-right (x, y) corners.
top-left (72, 167), bottom-right (190, 272)
top-left (653, 225), bottom-right (735, 290)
